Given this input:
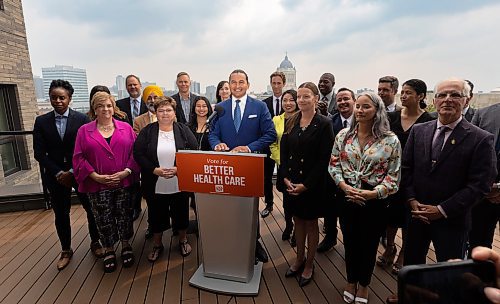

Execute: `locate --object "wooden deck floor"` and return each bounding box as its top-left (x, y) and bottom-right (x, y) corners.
top-left (0, 188), bottom-right (499, 304)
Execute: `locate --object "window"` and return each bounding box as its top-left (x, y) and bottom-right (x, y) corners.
top-left (0, 85), bottom-right (27, 176)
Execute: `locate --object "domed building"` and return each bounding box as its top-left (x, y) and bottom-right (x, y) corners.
top-left (277, 53), bottom-right (297, 91)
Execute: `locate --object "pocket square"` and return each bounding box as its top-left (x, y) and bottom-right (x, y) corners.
top-left (248, 114), bottom-right (257, 118)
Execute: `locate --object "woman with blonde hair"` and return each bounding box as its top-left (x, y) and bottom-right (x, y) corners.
top-left (281, 83), bottom-right (334, 287)
top-left (73, 92), bottom-right (139, 273)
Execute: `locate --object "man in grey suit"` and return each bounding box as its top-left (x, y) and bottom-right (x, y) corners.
top-left (402, 78), bottom-right (497, 266)
top-left (171, 72), bottom-right (197, 124)
top-left (469, 101), bottom-right (500, 253)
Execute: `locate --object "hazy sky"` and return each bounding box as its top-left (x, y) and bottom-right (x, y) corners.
top-left (23, 0), bottom-right (500, 93)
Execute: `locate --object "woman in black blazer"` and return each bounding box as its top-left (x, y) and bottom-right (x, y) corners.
top-left (280, 82), bottom-right (334, 287)
top-left (134, 96), bottom-right (197, 262)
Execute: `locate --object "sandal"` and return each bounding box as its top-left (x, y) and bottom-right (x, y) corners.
top-left (121, 245), bottom-right (134, 268)
top-left (179, 239), bottom-right (192, 257)
top-left (376, 245), bottom-right (397, 267)
top-left (354, 296), bottom-right (368, 304)
top-left (103, 251), bottom-right (117, 273)
top-left (148, 245), bottom-right (164, 262)
top-left (343, 290), bottom-right (355, 303)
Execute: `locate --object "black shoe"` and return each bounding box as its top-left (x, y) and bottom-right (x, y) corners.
top-left (132, 209), bottom-right (141, 221)
top-left (255, 241), bottom-right (269, 263)
top-left (282, 226), bottom-right (293, 241)
top-left (317, 237), bottom-right (336, 253)
top-left (285, 260), bottom-right (305, 277)
top-left (145, 227), bottom-right (153, 239)
top-left (260, 205), bottom-right (273, 218)
top-left (298, 266), bottom-right (314, 287)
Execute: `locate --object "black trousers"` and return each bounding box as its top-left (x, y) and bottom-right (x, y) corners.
top-left (48, 179), bottom-right (100, 251)
top-left (263, 156), bottom-right (275, 206)
top-left (405, 217), bottom-right (468, 265)
top-left (339, 196), bottom-right (386, 287)
top-left (149, 192), bottom-right (189, 233)
top-left (468, 198), bottom-right (500, 254)
top-left (323, 206), bottom-right (339, 241)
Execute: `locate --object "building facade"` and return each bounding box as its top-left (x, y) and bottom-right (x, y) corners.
top-left (42, 65), bottom-right (89, 112)
top-left (277, 54), bottom-right (297, 91)
top-left (0, 0), bottom-right (40, 188)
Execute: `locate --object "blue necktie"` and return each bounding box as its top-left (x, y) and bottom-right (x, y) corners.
top-left (133, 99), bottom-right (139, 120)
top-left (234, 99), bottom-right (241, 132)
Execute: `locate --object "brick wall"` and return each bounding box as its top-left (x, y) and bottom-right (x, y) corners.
top-left (0, 0), bottom-right (40, 188)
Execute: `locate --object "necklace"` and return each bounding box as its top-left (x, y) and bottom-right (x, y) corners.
top-left (98, 124), bottom-right (114, 132)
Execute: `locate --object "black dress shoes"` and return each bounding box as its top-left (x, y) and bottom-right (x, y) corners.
top-left (298, 265), bottom-right (314, 287)
top-left (255, 241), bottom-right (269, 263)
top-left (282, 226), bottom-right (293, 241)
top-left (285, 260), bottom-right (305, 277)
top-left (260, 205), bottom-right (273, 218)
top-left (317, 237), bottom-right (336, 253)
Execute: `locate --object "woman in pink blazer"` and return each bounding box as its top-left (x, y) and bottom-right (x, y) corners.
top-left (73, 92), bottom-right (139, 273)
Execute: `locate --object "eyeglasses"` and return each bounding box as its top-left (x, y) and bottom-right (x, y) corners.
top-left (435, 92), bottom-right (465, 101)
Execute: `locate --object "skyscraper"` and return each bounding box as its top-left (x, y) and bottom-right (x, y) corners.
top-left (116, 75), bottom-right (126, 99)
top-left (190, 80), bottom-right (200, 95)
top-left (277, 53), bottom-right (297, 91)
top-left (205, 85), bottom-right (216, 103)
top-left (33, 76), bottom-right (44, 100)
top-left (41, 65), bottom-right (89, 112)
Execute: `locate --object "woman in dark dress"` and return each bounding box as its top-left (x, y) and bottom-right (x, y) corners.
top-left (377, 79), bottom-right (435, 275)
top-left (188, 96), bottom-right (213, 151)
top-left (281, 82), bottom-right (334, 287)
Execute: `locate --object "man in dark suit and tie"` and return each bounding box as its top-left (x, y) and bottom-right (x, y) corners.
top-left (318, 88), bottom-right (355, 252)
top-left (378, 76), bottom-right (403, 113)
top-left (468, 101), bottom-right (500, 253)
top-left (116, 75), bottom-right (148, 126)
top-left (171, 72), bottom-right (198, 125)
top-left (402, 78), bottom-right (497, 266)
top-left (208, 69), bottom-right (277, 263)
top-left (33, 79), bottom-right (102, 270)
top-left (317, 73), bottom-right (337, 116)
top-left (116, 75), bottom-right (148, 232)
top-left (462, 79), bottom-right (476, 122)
top-left (261, 72), bottom-right (286, 218)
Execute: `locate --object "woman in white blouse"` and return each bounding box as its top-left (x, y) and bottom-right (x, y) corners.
top-left (328, 92), bottom-right (401, 304)
top-left (134, 96), bottom-right (198, 262)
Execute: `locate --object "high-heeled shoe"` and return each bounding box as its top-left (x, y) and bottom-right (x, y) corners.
top-left (285, 260), bottom-right (305, 277)
top-left (376, 245), bottom-right (397, 267)
top-left (298, 265), bottom-right (314, 287)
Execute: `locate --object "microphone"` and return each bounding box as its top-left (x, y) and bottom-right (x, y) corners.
top-left (206, 105), bottom-right (225, 124)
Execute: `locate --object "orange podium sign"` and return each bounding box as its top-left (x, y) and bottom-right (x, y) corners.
top-left (176, 150), bottom-right (264, 197)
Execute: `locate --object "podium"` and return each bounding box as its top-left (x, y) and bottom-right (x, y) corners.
top-left (176, 150), bottom-right (265, 295)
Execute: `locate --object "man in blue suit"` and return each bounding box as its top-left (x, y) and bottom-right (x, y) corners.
top-left (208, 69), bottom-right (277, 263)
top-left (402, 78), bottom-right (497, 266)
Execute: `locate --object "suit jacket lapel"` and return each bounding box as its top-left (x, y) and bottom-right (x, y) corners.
top-left (48, 111), bottom-right (64, 143)
top-left (434, 120), bottom-right (469, 168)
top-left (425, 121), bottom-right (437, 170)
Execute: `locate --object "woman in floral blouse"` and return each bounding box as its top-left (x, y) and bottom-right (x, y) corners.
top-left (328, 92), bottom-right (401, 304)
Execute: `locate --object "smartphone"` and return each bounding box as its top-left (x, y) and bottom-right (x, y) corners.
top-left (398, 260), bottom-right (497, 304)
